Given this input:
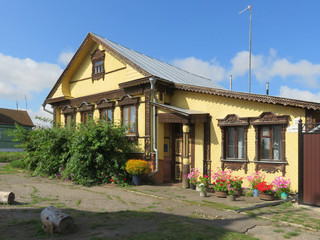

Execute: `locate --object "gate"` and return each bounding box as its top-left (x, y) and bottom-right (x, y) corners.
top-left (298, 120), bottom-right (320, 206)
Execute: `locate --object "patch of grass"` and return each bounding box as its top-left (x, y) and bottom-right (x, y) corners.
top-left (283, 230), bottom-right (301, 238)
top-left (106, 194), bottom-right (112, 200)
top-left (175, 195), bottom-right (186, 199)
top-left (273, 229), bottom-right (285, 233)
top-left (166, 207), bottom-right (173, 211)
top-left (183, 199), bottom-right (238, 211)
top-left (76, 199), bottom-right (82, 206)
top-left (0, 164), bottom-right (20, 174)
top-left (139, 205), bottom-right (157, 212)
top-left (114, 195), bottom-right (127, 204)
top-left (0, 152), bottom-right (26, 163)
top-left (90, 236), bottom-right (105, 240)
top-left (145, 189), bottom-right (159, 193)
top-left (90, 223), bottom-right (107, 229)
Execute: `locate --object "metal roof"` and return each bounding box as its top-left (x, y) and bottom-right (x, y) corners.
top-left (92, 33), bottom-right (225, 90)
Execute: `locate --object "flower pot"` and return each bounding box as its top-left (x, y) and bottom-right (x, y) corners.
top-left (228, 195), bottom-right (236, 201)
top-left (234, 189), bottom-right (243, 197)
top-left (215, 190), bottom-right (228, 198)
top-left (259, 192), bottom-right (274, 201)
top-left (196, 184), bottom-right (201, 192)
top-left (253, 189), bottom-right (259, 197)
top-left (190, 183), bottom-right (196, 190)
top-left (200, 191), bottom-right (207, 197)
top-left (132, 175), bottom-right (141, 186)
top-left (281, 192), bottom-right (288, 200)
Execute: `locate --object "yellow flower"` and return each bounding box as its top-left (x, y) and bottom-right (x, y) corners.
top-left (125, 159), bottom-right (150, 176)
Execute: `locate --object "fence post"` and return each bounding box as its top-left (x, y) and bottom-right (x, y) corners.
top-left (298, 119), bottom-right (303, 204)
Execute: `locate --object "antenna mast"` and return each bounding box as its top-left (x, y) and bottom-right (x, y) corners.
top-left (239, 5), bottom-right (252, 93)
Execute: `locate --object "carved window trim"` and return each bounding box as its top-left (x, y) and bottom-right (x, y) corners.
top-left (91, 49), bottom-right (105, 81)
top-left (97, 99), bottom-right (115, 123)
top-left (118, 95), bottom-right (140, 137)
top-left (251, 112), bottom-right (289, 176)
top-left (218, 114), bottom-right (249, 173)
top-left (78, 102), bottom-right (94, 124)
top-left (62, 105), bottom-right (76, 126)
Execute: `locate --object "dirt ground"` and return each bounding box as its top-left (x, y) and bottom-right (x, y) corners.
top-left (0, 163), bottom-right (319, 240)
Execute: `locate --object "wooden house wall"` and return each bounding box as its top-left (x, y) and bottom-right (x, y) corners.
top-left (170, 90), bottom-right (305, 191)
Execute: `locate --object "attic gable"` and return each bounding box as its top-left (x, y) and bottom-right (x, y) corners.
top-left (47, 34), bottom-right (146, 101)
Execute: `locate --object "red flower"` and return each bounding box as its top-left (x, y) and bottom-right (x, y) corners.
top-left (220, 183), bottom-right (223, 186)
top-left (111, 179), bottom-right (115, 182)
top-left (124, 178), bottom-right (126, 181)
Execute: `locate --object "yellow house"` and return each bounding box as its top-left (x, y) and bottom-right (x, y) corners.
top-left (45, 33), bottom-right (320, 191)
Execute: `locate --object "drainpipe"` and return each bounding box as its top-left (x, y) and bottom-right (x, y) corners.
top-left (42, 102), bottom-right (53, 115)
top-left (148, 77), bottom-right (158, 176)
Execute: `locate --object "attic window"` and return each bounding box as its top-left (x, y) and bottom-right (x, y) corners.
top-left (91, 49), bottom-right (105, 81)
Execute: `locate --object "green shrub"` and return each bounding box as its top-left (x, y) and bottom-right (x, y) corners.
top-left (11, 120), bottom-right (134, 186)
top-left (11, 124), bottom-right (72, 176)
top-left (10, 159), bottom-right (26, 169)
top-left (61, 121), bottom-right (132, 186)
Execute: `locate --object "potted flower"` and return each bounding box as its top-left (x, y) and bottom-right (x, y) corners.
top-left (186, 168), bottom-right (201, 190)
top-left (125, 159), bottom-right (150, 186)
top-left (271, 176), bottom-right (291, 200)
top-left (256, 181), bottom-right (274, 201)
top-left (227, 180), bottom-right (236, 201)
top-left (198, 175), bottom-right (209, 197)
top-left (230, 176), bottom-right (243, 196)
top-left (212, 168), bottom-right (231, 198)
top-left (246, 171), bottom-right (265, 197)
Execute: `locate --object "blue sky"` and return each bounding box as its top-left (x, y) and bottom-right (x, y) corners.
top-left (1, 0), bottom-right (320, 125)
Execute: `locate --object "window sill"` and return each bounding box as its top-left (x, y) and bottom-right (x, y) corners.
top-left (253, 160), bottom-right (287, 164)
top-left (125, 135), bottom-right (138, 143)
top-left (221, 159), bottom-right (249, 162)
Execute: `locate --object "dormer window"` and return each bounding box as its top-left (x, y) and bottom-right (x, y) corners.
top-left (91, 49), bottom-right (105, 81)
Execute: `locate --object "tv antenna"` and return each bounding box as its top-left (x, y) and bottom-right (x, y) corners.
top-left (239, 5), bottom-right (252, 93)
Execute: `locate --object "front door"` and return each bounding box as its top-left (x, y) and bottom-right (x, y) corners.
top-left (172, 123), bottom-right (183, 182)
top-left (174, 137), bottom-right (183, 181)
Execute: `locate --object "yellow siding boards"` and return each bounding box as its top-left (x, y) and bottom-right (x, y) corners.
top-left (170, 90), bottom-right (305, 191)
top-left (125, 65), bottom-right (145, 82)
top-left (52, 41), bottom-right (145, 100)
top-left (51, 84), bottom-right (64, 99)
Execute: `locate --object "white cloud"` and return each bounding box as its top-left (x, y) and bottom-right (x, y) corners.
top-left (229, 49), bottom-right (320, 88)
top-left (27, 105), bottom-right (53, 127)
top-left (0, 53), bottom-right (63, 100)
top-left (279, 86), bottom-right (320, 103)
top-left (58, 51), bottom-right (74, 66)
top-left (173, 57), bottom-right (225, 82)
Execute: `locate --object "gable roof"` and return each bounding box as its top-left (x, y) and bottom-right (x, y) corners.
top-left (46, 33), bottom-right (320, 111)
top-left (91, 33), bottom-right (225, 90)
top-left (45, 33), bottom-right (225, 101)
top-left (0, 108), bottom-right (34, 127)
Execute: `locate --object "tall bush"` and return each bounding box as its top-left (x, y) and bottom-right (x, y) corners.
top-left (11, 123), bottom-right (72, 176)
top-left (62, 121), bottom-right (133, 186)
top-left (11, 120), bottom-right (134, 186)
